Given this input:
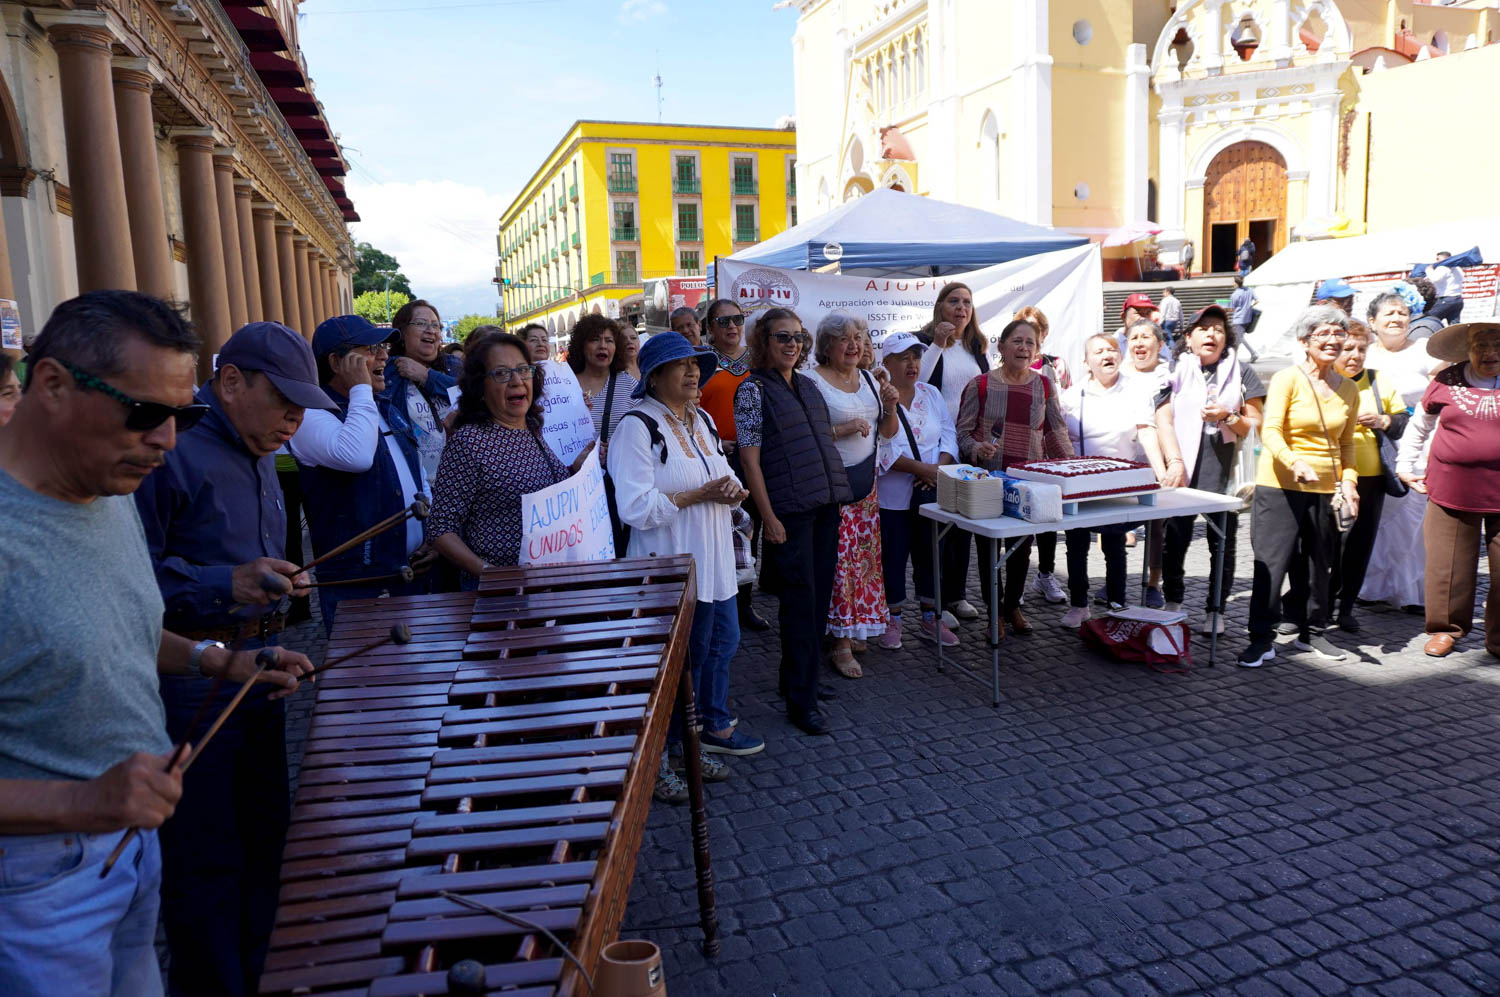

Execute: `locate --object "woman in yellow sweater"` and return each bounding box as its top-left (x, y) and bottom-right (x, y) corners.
top-left (1241, 305), bottom-right (1361, 667)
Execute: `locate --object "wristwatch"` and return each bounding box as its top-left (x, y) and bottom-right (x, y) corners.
top-left (189, 639), bottom-right (225, 678)
top-left (1225, 412), bottom-right (1240, 427)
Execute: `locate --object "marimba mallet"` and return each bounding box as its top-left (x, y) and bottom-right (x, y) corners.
top-left (294, 565), bottom-right (416, 590)
top-left (307, 622), bottom-right (412, 678)
top-left (446, 961), bottom-right (486, 996)
top-left (296, 497), bottom-right (430, 575)
top-left (101, 647), bottom-right (281, 876)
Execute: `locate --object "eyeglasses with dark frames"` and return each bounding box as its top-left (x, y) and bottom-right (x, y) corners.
top-left (712, 314), bottom-right (746, 328)
top-left (770, 330), bottom-right (811, 345)
top-left (486, 363), bottom-right (536, 383)
top-left (58, 359), bottom-right (210, 432)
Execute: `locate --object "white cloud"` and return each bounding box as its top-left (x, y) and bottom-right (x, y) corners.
top-left (619, 0), bottom-right (668, 23)
top-left (347, 177), bottom-right (506, 317)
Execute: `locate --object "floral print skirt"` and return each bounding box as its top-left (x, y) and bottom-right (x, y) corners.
top-left (827, 491), bottom-right (890, 639)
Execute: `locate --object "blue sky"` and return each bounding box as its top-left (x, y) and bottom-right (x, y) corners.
top-left (298, 0), bottom-right (798, 316)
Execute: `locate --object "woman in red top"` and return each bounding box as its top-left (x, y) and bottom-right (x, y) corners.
top-left (1398, 322), bottom-right (1500, 657)
top-left (954, 318), bottom-right (1073, 639)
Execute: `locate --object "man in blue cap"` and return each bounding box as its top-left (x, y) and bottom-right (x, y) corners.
top-left (291, 314), bottom-right (434, 631)
top-left (131, 319), bottom-right (330, 996)
top-left (1314, 277), bottom-right (1355, 316)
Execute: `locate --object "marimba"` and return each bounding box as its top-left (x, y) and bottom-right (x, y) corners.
top-left (260, 555), bottom-right (717, 996)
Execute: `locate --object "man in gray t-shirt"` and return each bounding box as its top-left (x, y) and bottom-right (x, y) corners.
top-left (0, 292), bottom-right (310, 997)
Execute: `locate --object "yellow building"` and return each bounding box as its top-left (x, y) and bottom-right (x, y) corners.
top-left (788, 0), bottom-right (1500, 274)
top-left (497, 120), bottom-right (798, 345)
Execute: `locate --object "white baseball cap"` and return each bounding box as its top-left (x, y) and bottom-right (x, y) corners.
top-left (880, 331), bottom-right (927, 361)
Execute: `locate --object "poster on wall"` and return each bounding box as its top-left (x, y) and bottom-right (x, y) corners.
top-left (716, 243), bottom-right (1103, 378)
top-left (519, 447), bottom-right (615, 565)
top-left (536, 359), bottom-right (596, 466)
top-left (643, 276), bottom-right (710, 332)
top-left (0, 299), bottom-right (20, 351)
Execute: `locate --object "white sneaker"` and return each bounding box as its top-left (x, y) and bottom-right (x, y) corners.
top-left (939, 610), bottom-right (960, 630)
top-left (1061, 606), bottom-right (1090, 628)
top-left (947, 599), bottom-right (980, 620)
top-left (1200, 612), bottom-right (1226, 636)
top-left (1033, 573), bottom-right (1067, 604)
top-left (1165, 601), bottom-right (1184, 614)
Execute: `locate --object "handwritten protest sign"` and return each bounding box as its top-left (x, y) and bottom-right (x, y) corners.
top-left (0, 300), bottom-right (20, 351)
top-left (520, 447), bottom-right (615, 565)
top-left (535, 359), bottom-right (596, 465)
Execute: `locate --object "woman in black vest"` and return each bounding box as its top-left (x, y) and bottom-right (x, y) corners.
top-left (735, 307), bottom-right (852, 736)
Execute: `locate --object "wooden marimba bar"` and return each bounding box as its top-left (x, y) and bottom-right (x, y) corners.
top-left (259, 555), bottom-right (717, 996)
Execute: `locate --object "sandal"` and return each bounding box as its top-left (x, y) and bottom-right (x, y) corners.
top-left (829, 646), bottom-right (863, 679)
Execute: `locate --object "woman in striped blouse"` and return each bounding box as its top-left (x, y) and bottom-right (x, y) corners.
top-left (954, 318), bottom-right (1073, 639)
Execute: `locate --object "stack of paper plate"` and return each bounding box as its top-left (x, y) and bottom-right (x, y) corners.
top-left (936, 465), bottom-right (968, 513)
top-left (956, 475), bottom-right (1007, 520)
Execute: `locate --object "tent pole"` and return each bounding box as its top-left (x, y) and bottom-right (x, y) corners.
top-left (713, 254), bottom-right (720, 298)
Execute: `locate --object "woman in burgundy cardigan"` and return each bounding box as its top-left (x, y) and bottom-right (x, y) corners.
top-left (1397, 322), bottom-right (1500, 657)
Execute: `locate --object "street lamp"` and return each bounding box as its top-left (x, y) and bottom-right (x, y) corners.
top-left (377, 269), bottom-right (397, 323)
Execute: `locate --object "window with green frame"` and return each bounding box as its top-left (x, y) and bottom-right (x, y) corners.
top-left (676, 202), bottom-right (699, 240)
top-left (608, 152), bottom-right (633, 182)
top-left (675, 156), bottom-right (696, 182)
top-left (615, 250), bottom-right (637, 283)
top-left (679, 251), bottom-right (700, 275)
top-left (732, 157), bottom-right (754, 183)
top-left (734, 204), bottom-right (756, 230)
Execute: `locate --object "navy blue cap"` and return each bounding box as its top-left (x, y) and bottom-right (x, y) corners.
top-left (631, 331), bottom-right (716, 400)
top-left (311, 314), bottom-right (396, 358)
top-left (216, 321), bottom-right (336, 411)
top-left (1315, 277), bottom-right (1355, 300)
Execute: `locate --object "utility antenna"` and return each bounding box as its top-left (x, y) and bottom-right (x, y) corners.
top-left (653, 52), bottom-right (663, 123)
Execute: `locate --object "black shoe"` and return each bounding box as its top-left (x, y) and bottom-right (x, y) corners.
top-left (788, 709), bottom-right (832, 735)
top-left (740, 609), bottom-right (771, 631)
top-left (777, 685), bottom-right (836, 701)
top-left (1336, 613), bottom-right (1361, 634)
top-left (1275, 620), bottom-right (1300, 636)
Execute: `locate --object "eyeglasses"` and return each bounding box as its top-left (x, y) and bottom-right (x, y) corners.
top-left (1310, 330), bottom-right (1348, 342)
top-left (486, 363), bottom-right (536, 383)
top-left (59, 359), bottom-right (210, 432)
top-left (712, 314), bottom-right (746, 328)
top-left (341, 343), bottom-right (391, 359)
top-left (406, 321), bottom-right (442, 332)
top-left (771, 330), bottom-right (811, 345)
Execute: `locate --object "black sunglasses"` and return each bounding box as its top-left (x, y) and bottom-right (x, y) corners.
top-left (60, 359), bottom-right (210, 432)
top-left (771, 330), bottom-right (811, 345)
top-left (712, 314), bottom-right (746, 328)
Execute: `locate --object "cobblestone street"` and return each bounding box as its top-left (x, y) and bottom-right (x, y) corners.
top-left (281, 523), bottom-right (1500, 995)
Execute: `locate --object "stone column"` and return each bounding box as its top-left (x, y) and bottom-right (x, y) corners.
top-left (252, 204), bottom-right (283, 323)
top-left (51, 23), bottom-right (135, 291)
top-left (293, 235), bottom-right (316, 341)
top-left (234, 182), bottom-right (261, 323)
top-left (212, 152), bottom-right (248, 331)
top-left (320, 260), bottom-right (335, 321)
top-left (111, 60), bottom-right (173, 299)
top-left (275, 221), bottom-right (302, 336)
top-left (173, 132), bottom-right (231, 369)
top-left (311, 255), bottom-right (328, 325)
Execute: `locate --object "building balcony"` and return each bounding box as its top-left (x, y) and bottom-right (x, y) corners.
top-left (561, 241), bottom-right (570, 255)
top-left (548, 205), bottom-right (556, 219)
top-left (733, 226), bottom-right (759, 243)
top-left (569, 183), bottom-right (578, 201)
top-left (617, 269), bottom-right (638, 285)
top-left (673, 177), bottom-right (701, 194)
top-left (571, 232), bottom-right (580, 248)
top-left (607, 175), bottom-right (637, 194)
top-left (788, 177), bottom-right (797, 198)
top-left (551, 248), bottom-right (559, 261)
top-left (590, 271), bottom-right (606, 286)
top-left (732, 179), bottom-right (758, 196)
top-left (676, 226), bottom-right (701, 242)
top-left (612, 226), bottom-right (638, 241)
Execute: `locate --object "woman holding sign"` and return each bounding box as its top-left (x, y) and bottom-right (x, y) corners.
top-left (610, 331), bottom-right (765, 799)
top-left (568, 315), bottom-right (637, 554)
top-left (429, 332), bottom-right (592, 585)
top-left (736, 308), bottom-right (852, 736)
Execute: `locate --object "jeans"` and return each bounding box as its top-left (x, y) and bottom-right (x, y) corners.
top-left (158, 673), bottom-right (289, 997)
top-left (766, 504), bottom-right (840, 716)
top-left (1065, 528), bottom-right (1127, 607)
top-left (977, 535), bottom-right (1033, 613)
top-left (1250, 485), bottom-right (1335, 641)
top-left (0, 828), bottom-right (164, 996)
top-left (669, 597), bottom-right (739, 740)
top-left (1163, 511), bottom-right (1238, 611)
top-left (878, 506), bottom-right (937, 608)
top-left (1429, 294), bottom-right (1464, 324)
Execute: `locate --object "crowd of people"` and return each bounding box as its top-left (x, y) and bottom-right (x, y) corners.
top-left (0, 253), bottom-right (1496, 993)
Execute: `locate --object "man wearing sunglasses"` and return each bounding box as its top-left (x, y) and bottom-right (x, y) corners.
top-left (132, 320), bottom-right (336, 996)
top-left (0, 291), bottom-right (312, 997)
top-left (291, 315), bottom-right (434, 632)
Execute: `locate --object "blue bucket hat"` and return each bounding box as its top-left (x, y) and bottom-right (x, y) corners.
top-left (631, 331), bottom-right (717, 400)
top-left (1315, 277), bottom-right (1355, 300)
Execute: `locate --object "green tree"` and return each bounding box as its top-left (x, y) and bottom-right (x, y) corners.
top-left (352, 242), bottom-right (413, 297)
top-left (353, 289), bottom-right (410, 326)
top-left (451, 314), bottom-right (497, 342)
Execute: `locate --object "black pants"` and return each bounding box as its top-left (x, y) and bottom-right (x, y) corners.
top-left (1430, 294), bottom-right (1464, 324)
top-left (767, 504), bottom-right (840, 716)
top-left (1065, 528), bottom-right (1127, 608)
top-left (942, 531), bottom-right (975, 608)
top-left (1035, 530), bottom-right (1057, 575)
top-left (159, 673), bottom-right (287, 997)
top-left (879, 506), bottom-right (937, 608)
top-left (1250, 486), bottom-right (1335, 640)
top-left (1162, 511), bottom-right (1238, 611)
top-left (1327, 475), bottom-right (1387, 617)
top-left (977, 535), bottom-right (1033, 613)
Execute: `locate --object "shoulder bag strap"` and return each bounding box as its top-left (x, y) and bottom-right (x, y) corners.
top-left (896, 403), bottom-right (921, 460)
top-left (600, 373), bottom-right (618, 446)
top-left (1298, 366), bottom-right (1342, 483)
top-left (1368, 370), bottom-right (1385, 416)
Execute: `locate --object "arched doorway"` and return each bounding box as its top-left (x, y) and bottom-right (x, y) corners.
top-left (1203, 141), bottom-right (1286, 273)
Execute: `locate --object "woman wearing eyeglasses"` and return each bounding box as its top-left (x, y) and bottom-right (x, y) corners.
top-left (735, 307), bottom-right (852, 736)
top-left (385, 299), bottom-right (459, 488)
top-left (698, 299), bottom-right (770, 631)
top-left (429, 332), bottom-right (593, 586)
top-left (616, 320), bottom-right (643, 383)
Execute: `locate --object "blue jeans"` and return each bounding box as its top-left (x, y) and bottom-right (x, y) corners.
top-left (671, 597), bottom-right (739, 741)
top-left (0, 828), bottom-right (164, 996)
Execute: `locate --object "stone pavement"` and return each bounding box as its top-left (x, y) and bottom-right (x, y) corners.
top-left (279, 522), bottom-right (1500, 996)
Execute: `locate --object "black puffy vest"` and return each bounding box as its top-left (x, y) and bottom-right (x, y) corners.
top-left (746, 369), bottom-right (851, 516)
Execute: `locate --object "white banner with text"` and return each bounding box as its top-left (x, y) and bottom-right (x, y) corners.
top-left (519, 447), bottom-right (615, 565)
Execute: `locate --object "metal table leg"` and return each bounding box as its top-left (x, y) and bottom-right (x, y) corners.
top-left (1205, 514), bottom-right (1225, 667)
top-left (932, 521), bottom-right (949, 673)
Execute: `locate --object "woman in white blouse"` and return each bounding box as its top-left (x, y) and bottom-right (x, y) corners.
top-left (812, 313), bottom-right (899, 677)
top-left (608, 332), bottom-right (765, 800)
top-left (875, 333), bottom-right (959, 649)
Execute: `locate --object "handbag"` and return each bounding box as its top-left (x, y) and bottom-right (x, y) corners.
top-left (1367, 371), bottom-right (1409, 498)
top-left (1079, 616), bottom-right (1193, 673)
top-left (841, 369), bottom-right (881, 503)
top-left (1300, 368), bottom-right (1356, 534)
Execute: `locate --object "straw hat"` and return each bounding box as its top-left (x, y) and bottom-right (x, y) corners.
top-left (1426, 321), bottom-right (1500, 363)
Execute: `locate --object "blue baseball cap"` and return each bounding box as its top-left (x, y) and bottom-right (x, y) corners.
top-left (216, 321), bottom-right (336, 411)
top-left (631, 331), bottom-right (717, 399)
top-left (1315, 278), bottom-right (1355, 300)
top-left (311, 314), bottom-right (396, 358)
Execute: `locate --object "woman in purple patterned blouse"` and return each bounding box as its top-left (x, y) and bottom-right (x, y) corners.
top-left (430, 332), bottom-right (592, 583)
